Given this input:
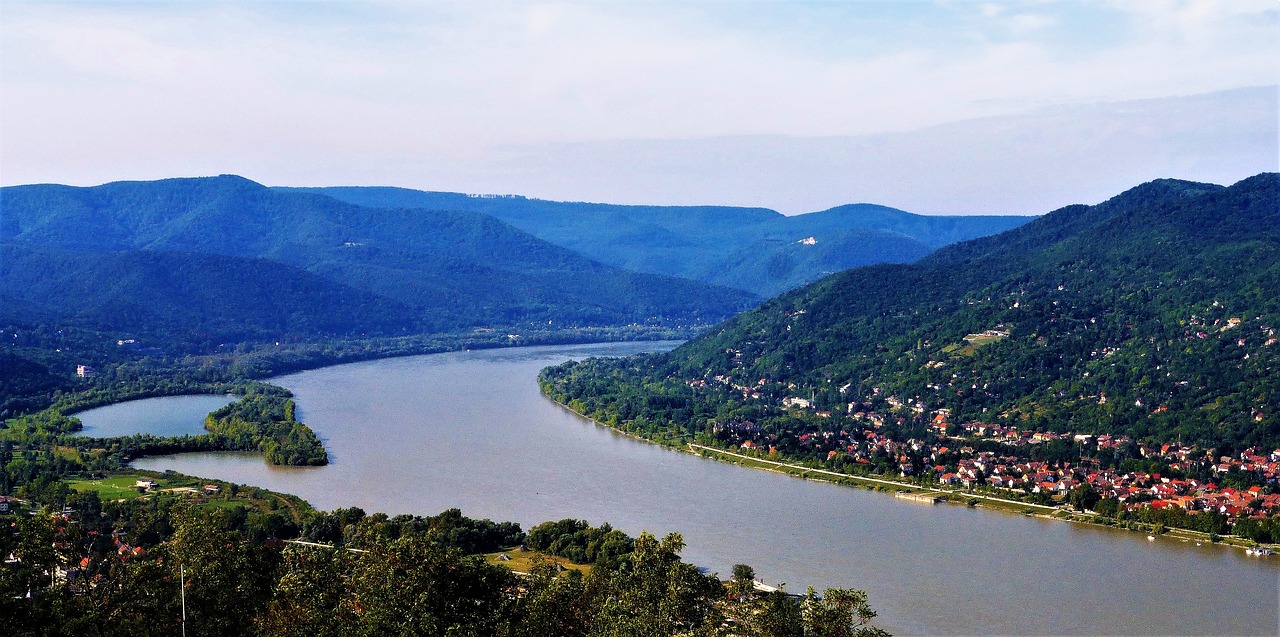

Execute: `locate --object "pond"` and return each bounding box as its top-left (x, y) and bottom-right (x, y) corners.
top-left (74, 394), bottom-right (235, 438)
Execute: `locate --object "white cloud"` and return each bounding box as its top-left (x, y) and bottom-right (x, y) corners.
top-left (1, 0), bottom-right (1276, 204)
top-left (459, 86), bottom-right (1277, 215)
top-left (1005, 13), bottom-right (1057, 33)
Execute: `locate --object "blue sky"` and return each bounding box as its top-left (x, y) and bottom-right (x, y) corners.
top-left (1, 1), bottom-right (1276, 214)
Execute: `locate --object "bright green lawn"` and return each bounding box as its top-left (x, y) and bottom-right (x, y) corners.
top-left (67, 473), bottom-right (195, 501)
top-left (483, 548), bottom-right (591, 575)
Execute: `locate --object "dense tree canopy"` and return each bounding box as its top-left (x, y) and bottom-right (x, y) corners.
top-left (542, 174), bottom-right (1280, 456)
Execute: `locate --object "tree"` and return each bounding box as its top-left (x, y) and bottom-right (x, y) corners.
top-left (67, 552), bottom-right (183, 637)
top-left (731, 563), bottom-right (757, 598)
top-left (1068, 483), bottom-right (1101, 512)
top-left (346, 535), bottom-right (513, 637)
top-left (509, 557), bottom-right (591, 637)
top-left (170, 506), bottom-right (280, 636)
top-left (589, 532), bottom-right (724, 636)
top-left (0, 513), bottom-right (62, 634)
top-left (741, 588), bottom-right (805, 637)
top-left (1093, 497), bottom-right (1121, 518)
top-left (257, 546), bottom-right (352, 637)
top-left (802, 587), bottom-right (889, 637)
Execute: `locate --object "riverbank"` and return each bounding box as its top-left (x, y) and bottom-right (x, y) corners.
top-left (46, 338), bottom-right (1278, 564)
top-left (54, 327), bottom-right (691, 420)
top-left (122, 343), bottom-right (1280, 635)
top-left (687, 444), bottom-right (1054, 512)
top-left (546, 392), bottom-right (1278, 558)
top-left (687, 443), bottom-right (1279, 555)
top-left (547, 397), bottom-right (1050, 517)
top-left (9, 333), bottom-right (689, 475)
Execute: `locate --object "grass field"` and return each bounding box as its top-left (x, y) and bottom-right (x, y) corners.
top-left (68, 474), bottom-right (157, 501)
top-left (67, 473), bottom-right (199, 501)
top-left (482, 548), bottom-right (591, 575)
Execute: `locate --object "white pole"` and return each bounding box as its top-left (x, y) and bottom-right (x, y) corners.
top-left (181, 564), bottom-right (187, 637)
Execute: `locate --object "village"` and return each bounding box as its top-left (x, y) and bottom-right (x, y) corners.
top-left (700, 383), bottom-right (1280, 527)
top-left (686, 311), bottom-right (1280, 529)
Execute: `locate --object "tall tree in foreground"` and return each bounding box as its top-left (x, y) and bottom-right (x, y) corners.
top-left (731, 563), bottom-right (757, 598)
top-left (258, 547), bottom-right (352, 637)
top-left (169, 506), bottom-right (281, 637)
top-left (589, 532), bottom-right (725, 637)
top-left (347, 535), bottom-right (514, 637)
top-left (802, 587), bottom-right (891, 637)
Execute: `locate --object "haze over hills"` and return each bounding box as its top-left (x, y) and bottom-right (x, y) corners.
top-left (1, 245), bottom-right (422, 344)
top-left (289, 186), bottom-right (1032, 297)
top-left (0, 175), bottom-right (757, 344)
top-left (541, 173), bottom-right (1280, 452)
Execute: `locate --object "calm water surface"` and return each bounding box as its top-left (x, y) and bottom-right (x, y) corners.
top-left (74, 394), bottom-right (234, 438)
top-left (133, 342), bottom-right (1279, 636)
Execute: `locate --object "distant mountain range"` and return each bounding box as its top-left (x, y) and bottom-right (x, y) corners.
top-left (0, 175), bottom-right (755, 343)
top-left (2, 175), bottom-right (1030, 350)
top-left (286, 186), bottom-right (1032, 297)
top-left (540, 173), bottom-right (1279, 451)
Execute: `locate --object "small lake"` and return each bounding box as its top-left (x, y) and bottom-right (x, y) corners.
top-left (132, 342), bottom-right (1278, 636)
top-left (74, 394), bottom-right (235, 438)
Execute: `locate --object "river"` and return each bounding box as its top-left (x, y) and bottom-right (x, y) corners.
top-left (74, 394), bottom-right (235, 438)
top-left (128, 342), bottom-right (1278, 636)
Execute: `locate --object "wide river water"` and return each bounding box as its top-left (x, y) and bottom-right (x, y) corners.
top-left (121, 342), bottom-right (1277, 636)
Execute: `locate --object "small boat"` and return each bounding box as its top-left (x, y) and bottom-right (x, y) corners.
top-left (1147, 535), bottom-right (1155, 541)
top-left (1254, 548), bottom-right (1273, 557)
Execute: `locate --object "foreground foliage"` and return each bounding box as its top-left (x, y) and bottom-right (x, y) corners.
top-left (1, 496), bottom-right (887, 636)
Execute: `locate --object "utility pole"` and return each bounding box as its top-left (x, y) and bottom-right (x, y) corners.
top-left (180, 564), bottom-right (187, 637)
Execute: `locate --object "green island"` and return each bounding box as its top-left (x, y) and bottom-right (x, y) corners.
top-left (1, 324), bottom-right (889, 636)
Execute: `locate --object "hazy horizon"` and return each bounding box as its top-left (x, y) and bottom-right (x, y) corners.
top-left (2, 1), bottom-right (1276, 215)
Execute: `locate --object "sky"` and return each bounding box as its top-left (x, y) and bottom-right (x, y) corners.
top-left (1, 0), bottom-right (1277, 215)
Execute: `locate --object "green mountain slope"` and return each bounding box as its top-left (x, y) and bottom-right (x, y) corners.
top-left (0, 244), bottom-right (421, 342)
top-left (541, 173), bottom-right (1279, 451)
top-left (1, 176), bottom-right (757, 338)
top-left (694, 227), bottom-right (933, 296)
top-left (290, 186), bottom-right (1032, 296)
top-left (0, 351), bottom-right (63, 414)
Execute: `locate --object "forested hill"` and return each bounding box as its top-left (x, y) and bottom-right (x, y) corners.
top-left (0, 175), bottom-right (757, 341)
top-left (543, 173), bottom-right (1279, 452)
top-left (1, 245), bottom-right (421, 343)
top-left (290, 186), bottom-right (1032, 296)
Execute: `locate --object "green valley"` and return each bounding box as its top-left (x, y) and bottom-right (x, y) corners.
top-left (294, 186), bottom-right (1032, 297)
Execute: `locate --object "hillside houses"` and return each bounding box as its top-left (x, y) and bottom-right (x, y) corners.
top-left (708, 391), bottom-right (1280, 524)
top-left (683, 352), bottom-right (1279, 526)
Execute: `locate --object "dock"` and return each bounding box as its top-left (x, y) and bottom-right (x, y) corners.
top-left (895, 491), bottom-right (941, 504)
top-left (753, 580), bottom-right (803, 598)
